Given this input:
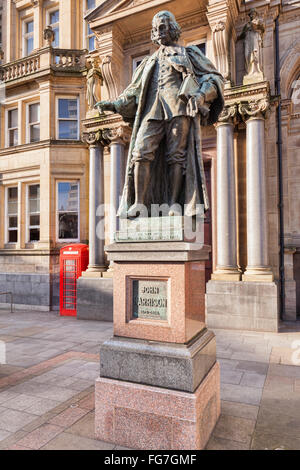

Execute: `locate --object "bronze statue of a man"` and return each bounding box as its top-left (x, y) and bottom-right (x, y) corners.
top-left (96, 11), bottom-right (224, 218)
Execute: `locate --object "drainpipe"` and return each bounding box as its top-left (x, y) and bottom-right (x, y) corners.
top-left (275, 15), bottom-right (285, 320)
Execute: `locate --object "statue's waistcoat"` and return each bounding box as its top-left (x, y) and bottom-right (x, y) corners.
top-left (143, 46), bottom-right (190, 121)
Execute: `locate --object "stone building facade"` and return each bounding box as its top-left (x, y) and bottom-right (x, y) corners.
top-left (0, 0), bottom-right (299, 329)
top-left (0, 0), bottom-right (93, 310)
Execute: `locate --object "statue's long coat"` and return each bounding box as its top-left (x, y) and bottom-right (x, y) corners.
top-left (114, 45), bottom-right (224, 217)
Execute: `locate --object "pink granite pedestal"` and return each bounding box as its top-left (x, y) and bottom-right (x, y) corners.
top-left (95, 362), bottom-right (220, 450)
top-left (95, 242), bottom-right (220, 450)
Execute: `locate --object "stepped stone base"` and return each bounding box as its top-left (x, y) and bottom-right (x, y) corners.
top-left (95, 362), bottom-right (220, 450)
top-left (100, 328), bottom-right (216, 392)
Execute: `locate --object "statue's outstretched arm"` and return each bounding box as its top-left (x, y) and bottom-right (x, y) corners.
top-left (95, 56), bottom-right (149, 117)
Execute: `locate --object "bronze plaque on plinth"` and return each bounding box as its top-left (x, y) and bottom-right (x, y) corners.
top-left (132, 280), bottom-right (168, 321)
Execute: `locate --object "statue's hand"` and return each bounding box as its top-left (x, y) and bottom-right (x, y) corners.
top-left (95, 100), bottom-right (116, 114)
top-left (194, 93), bottom-right (205, 108)
top-left (187, 93), bottom-right (207, 118)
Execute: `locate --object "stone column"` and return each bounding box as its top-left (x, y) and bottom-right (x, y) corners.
top-left (239, 99), bottom-right (274, 281)
top-left (105, 126), bottom-right (130, 243)
top-left (83, 131), bottom-right (107, 277)
top-left (212, 105), bottom-right (240, 281)
top-left (103, 126), bottom-right (130, 275)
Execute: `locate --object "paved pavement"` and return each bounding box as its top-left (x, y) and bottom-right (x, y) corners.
top-left (0, 309), bottom-right (299, 450)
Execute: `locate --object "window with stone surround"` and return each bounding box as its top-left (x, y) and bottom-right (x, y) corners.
top-left (57, 182), bottom-right (80, 242)
top-left (7, 108), bottom-right (18, 147)
top-left (23, 18), bottom-right (34, 56)
top-left (27, 184), bottom-right (40, 242)
top-left (47, 9), bottom-right (59, 47)
top-left (6, 187), bottom-right (18, 244)
top-left (57, 98), bottom-right (79, 140)
top-left (85, 0), bottom-right (96, 51)
top-left (27, 103), bottom-right (40, 143)
top-left (132, 55), bottom-right (148, 73)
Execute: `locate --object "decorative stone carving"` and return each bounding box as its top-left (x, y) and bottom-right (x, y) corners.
top-left (103, 125), bottom-right (131, 146)
top-left (82, 130), bottom-right (102, 146)
top-left (100, 55), bottom-right (119, 101)
top-left (217, 104), bottom-right (238, 124)
top-left (239, 98), bottom-right (270, 120)
top-left (43, 26), bottom-right (55, 47)
top-left (239, 9), bottom-right (265, 84)
top-left (86, 57), bottom-right (103, 114)
top-left (211, 20), bottom-right (231, 85)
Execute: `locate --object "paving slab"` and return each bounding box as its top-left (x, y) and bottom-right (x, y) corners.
top-left (16, 424), bottom-right (63, 449)
top-left (251, 431), bottom-right (300, 450)
top-left (221, 401), bottom-right (259, 420)
top-left (212, 414), bottom-right (256, 445)
top-left (41, 432), bottom-right (115, 450)
top-left (0, 309), bottom-right (299, 450)
top-left (239, 372), bottom-right (266, 389)
top-left (66, 411), bottom-right (95, 440)
top-left (0, 409), bottom-right (36, 432)
top-left (221, 383), bottom-right (263, 406)
top-left (206, 435), bottom-right (249, 450)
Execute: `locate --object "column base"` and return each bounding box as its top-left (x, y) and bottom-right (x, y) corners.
top-left (211, 267), bottom-right (241, 281)
top-left (95, 362), bottom-right (220, 450)
top-left (242, 267), bottom-right (274, 282)
top-left (76, 276), bottom-right (113, 322)
top-left (81, 266), bottom-right (107, 278)
top-left (206, 280), bottom-right (279, 332)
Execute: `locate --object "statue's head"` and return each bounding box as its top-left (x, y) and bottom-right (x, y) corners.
top-left (248, 8), bottom-right (258, 20)
top-left (151, 11), bottom-right (181, 46)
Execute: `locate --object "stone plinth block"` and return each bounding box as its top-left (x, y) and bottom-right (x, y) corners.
top-left (206, 280), bottom-right (279, 332)
top-left (95, 362), bottom-right (220, 450)
top-left (105, 242), bottom-right (210, 343)
top-left (100, 328), bottom-right (216, 392)
top-left (76, 277), bottom-right (113, 322)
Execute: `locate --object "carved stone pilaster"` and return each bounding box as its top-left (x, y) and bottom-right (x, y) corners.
top-left (207, 0), bottom-right (239, 87)
top-left (94, 24), bottom-right (125, 100)
top-left (212, 21), bottom-right (231, 84)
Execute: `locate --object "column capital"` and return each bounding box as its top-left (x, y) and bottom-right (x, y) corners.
top-left (82, 130), bottom-right (106, 147)
top-left (216, 104), bottom-right (238, 125)
top-left (239, 98), bottom-right (270, 121)
top-left (103, 125), bottom-right (132, 146)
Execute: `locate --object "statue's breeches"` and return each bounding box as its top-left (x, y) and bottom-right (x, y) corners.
top-left (132, 116), bottom-right (190, 167)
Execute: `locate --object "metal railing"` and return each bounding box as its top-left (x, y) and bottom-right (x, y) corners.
top-left (0, 292), bottom-right (13, 313)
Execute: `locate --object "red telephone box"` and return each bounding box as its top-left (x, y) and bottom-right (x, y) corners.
top-left (60, 244), bottom-right (89, 317)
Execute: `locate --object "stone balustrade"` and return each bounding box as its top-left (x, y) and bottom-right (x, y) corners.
top-left (51, 49), bottom-right (86, 70)
top-left (0, 48), bottom-right (86, 83)
top-left (0, 54), bottom-right (40, 81)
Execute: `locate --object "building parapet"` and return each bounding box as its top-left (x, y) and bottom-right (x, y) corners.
top-left (0, 47), bottom-right (87, 85)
